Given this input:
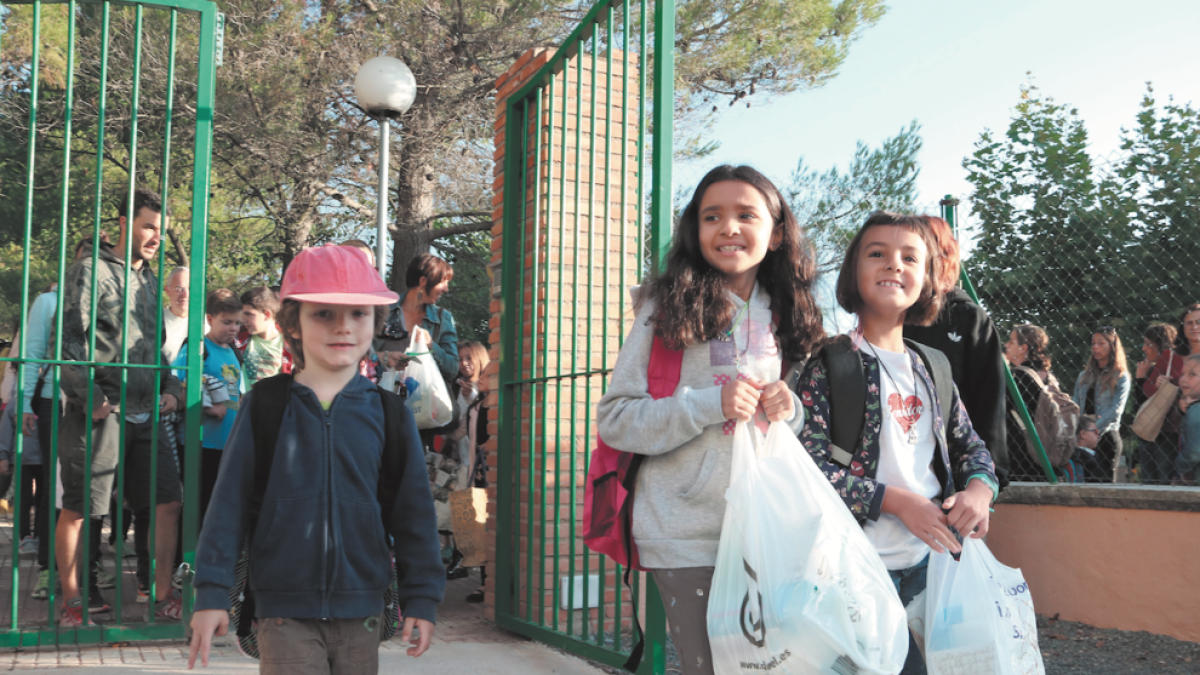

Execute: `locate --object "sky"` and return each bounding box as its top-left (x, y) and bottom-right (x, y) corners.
top-left (675, 0), bottom-right (1200, 225)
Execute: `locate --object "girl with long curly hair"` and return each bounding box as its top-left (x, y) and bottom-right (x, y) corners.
top-left (597, 165), bottom-right (824, 675)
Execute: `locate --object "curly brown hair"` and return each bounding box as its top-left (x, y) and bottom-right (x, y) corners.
top-left (1012, 324), bottom-right (1052, 372)
top-left (1144, 323), bottom-right (1178, 354)
top-left (639, 165), bottom-right (825, 361)
top-left (277, 299), bottom-right (388, 372)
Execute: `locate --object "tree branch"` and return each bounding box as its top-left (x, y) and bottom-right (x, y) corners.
top-left (426, 221), bottom-right (493, 240)
top-left (314, 182), bottom-right (376, 219)
top-left (165, 226), bottom-right (189, 267)
top-left (412, 210), bottom-right (491, 230)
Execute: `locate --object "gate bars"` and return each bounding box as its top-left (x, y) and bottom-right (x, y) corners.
top-left (0, 0), bottom-right (215, 645)
top-left (495, 0), bottom-right (673, 672)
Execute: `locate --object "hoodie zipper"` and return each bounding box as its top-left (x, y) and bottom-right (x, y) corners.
top-left (321, 398), bottom-right (334, 617)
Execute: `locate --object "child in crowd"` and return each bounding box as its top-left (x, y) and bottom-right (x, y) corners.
top-left (1174, 353), bottom-right (1200, 485)
top-left (796, 212), bottom-right (998, 675)
top-left (188, 244), bottom-right (443, 673)
top-left (597, 165), bottom-right (826, 675)
top-left (237, 286), bottom-right (291, 389)
top-left (171, 289), bottom-right (243, 522)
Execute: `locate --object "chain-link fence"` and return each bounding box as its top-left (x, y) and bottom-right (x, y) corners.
top-left (796, 170), bottom-right (1199, 489)
top-left (955, 140), bottom-right (1200, 487)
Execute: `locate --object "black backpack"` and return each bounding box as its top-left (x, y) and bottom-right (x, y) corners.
top-left (820, 338), bottom-right (954, 475)
top-left (228, 373), bottom-right (407, 658)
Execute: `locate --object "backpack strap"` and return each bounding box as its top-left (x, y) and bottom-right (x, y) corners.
top-left (905, 339), bottom-right (953, 436)
top-left (821, 341), bottom-right (865, 469)
top-left (620, 333), bottom-right (681, 674)
top-left (238, 372), bottom-right (294, 637)
top-left (646, 335), bottom-right (683, 399)
top-left (249, 373), bottom-right (295, 524)
top-left (375, 387), bottom-right (408, 537)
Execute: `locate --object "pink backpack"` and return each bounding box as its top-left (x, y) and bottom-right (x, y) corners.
top-left (584, 336), bottom-right (682, 572)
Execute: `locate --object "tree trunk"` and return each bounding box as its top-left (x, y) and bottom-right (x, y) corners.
top-left (389, 120), bottom-right (437, 290)
top-left (280, 181), bottom-right (321, 274)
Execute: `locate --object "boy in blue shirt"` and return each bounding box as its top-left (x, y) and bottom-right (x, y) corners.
top-left (188, 245), bottom-right (442, 673)
top-left (171, 288), bottom-right (243, 523)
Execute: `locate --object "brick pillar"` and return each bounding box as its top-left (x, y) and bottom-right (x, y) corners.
top-left (485, 46), bottom-right (643, 637)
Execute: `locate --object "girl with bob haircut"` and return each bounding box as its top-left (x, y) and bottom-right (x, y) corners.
top-left (797, 211), bottom-right (998, 675)
top-left (597, 164), bottom-right (824, 675)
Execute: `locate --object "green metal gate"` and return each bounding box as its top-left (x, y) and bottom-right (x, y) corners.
top-left (495, 1), bottom-right (674, 672)
top-left (0, 0), bottom-right (216, 645)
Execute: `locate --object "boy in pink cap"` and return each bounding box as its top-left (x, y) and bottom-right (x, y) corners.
top-left (188, 245), bottom-right (444, 673)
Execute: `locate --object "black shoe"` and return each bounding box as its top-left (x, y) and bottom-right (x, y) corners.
top-left (446, 549), bottom-right (468, 579)
top-left (466, 589), bottom-right (485, 603)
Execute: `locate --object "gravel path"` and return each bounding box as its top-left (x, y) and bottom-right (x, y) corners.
top-left (1038, 616), bottom-right (1200, 675)
top-left (594, 616), bottom-right (1200, 674)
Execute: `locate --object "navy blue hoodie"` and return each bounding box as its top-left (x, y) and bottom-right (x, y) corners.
top-left (193, 374), bottom-right (444, 622)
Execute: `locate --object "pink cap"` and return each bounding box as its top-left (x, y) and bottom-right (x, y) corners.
top-left (281, 244), bottom-right (400, 306)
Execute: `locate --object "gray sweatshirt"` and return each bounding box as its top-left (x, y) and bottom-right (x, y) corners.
top-left (597, 284), bottom-right (804, 569)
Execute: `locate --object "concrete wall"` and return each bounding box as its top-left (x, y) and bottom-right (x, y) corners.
top-left (988, 485), bottom-right (1200, 642)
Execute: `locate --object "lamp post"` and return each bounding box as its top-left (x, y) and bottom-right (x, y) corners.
top-left (354, 56), bottom-right (417, 280)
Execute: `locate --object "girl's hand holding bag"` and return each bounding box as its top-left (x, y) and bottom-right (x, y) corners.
top-left (1131, 352), bottom-right (1179, 441)
top-left (707, 421), bottom-right (908, 675)
top-left (924, 539), bottom-right (1045, 675)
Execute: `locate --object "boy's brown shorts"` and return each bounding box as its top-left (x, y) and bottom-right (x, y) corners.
top-left (257, 615), bottom-right (383, 675)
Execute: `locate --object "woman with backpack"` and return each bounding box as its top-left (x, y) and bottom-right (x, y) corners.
top-left (1073, 326), bottom-right (1131, 483)
top-left (1003, 325), bottom-right (1058, 481)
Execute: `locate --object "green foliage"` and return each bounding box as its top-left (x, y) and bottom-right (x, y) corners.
top-left (672, 0), bottom-right (887, 157)
top-left (0, 0), bottom-right (889, 341)
top-left (433, 227), bottom-right (492, 346)
top-left (785, 120), bottom-right (923, 273)
top-left (964, 84), bottom-right (1200, 379)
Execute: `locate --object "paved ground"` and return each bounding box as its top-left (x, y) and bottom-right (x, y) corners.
top-left (0, 509), bottom-right (607, 673)
top-left (0, 572), bottom-right (611, 673)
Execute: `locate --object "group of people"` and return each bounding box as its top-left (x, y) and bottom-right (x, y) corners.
top-left (6, 165), bottom-right (1199, 675)
top-left (2, 187), bottom-right (492, 673)
top-left (594, 164), bottom-right (1200, 675)
top-left (1002, 309), bottom-right (1200, 486)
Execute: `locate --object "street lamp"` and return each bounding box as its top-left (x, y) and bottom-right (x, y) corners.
top-left (354, 56), bottom-right (417, 280)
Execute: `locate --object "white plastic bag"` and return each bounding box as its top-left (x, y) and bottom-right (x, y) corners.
top-left (707, 421), bottom-right (909, 675)
top-left (401, 332), bottom-right (453, 429)
top-left (924, 538), bottom-right (1045, 675)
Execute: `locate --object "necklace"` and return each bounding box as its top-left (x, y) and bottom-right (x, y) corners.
top-left (866, 341), bottom-right (920, 445)
top-left (727, 302), bottom-right (751, 375)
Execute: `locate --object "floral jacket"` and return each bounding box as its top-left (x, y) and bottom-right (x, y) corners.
top-left (796, 342), bottom-right (997, 524)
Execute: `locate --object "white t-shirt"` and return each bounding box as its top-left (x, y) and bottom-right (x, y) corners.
top-left (162, 308), bottom-right (189, 365)
top-left (862, 341), bottom-right (941, 570)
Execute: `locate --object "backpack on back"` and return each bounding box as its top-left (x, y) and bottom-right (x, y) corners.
top-left (582, 335), bottom-right (681, 672)
top-left (228, 373), bottom-right (406, 659)
top-left (821, 338), bottom-right (954, 471)
top-left (583, 336), bottom-right (682, 572)
top-left (1010, 366), bottom-right (1080, 469)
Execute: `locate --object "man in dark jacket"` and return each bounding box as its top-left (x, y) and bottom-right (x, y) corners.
top-left (57, 188), bottom-right (184, 625)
